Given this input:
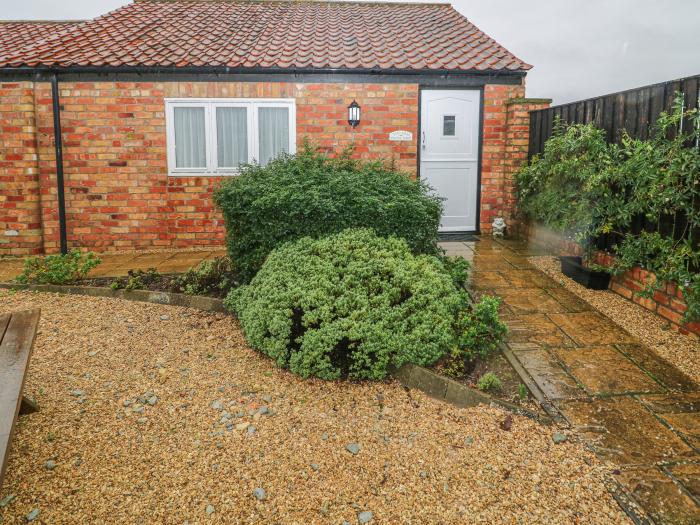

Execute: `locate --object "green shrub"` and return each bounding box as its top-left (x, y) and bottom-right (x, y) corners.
top-left (214, 144), bottom-right (442, 282)
top-left (515, 120), bottom-right (617, 244)
top-left (441, 295), bottom-right (508, 377)
top-left (477, 372), bottom-right (502, 392)
top-left (16, 250), bottom-right (101, 285)
top-left (171, 256), bottom-right (236, 297)
top-left (225, 229), bottom-right (467, 380)
top-left (110, 268), bottom-right (162, 291)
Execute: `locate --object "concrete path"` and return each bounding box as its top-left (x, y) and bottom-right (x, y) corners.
top-left (442, 237), bottom-right (700, 525)
top-left (0, 249), bottom-right (227, 282)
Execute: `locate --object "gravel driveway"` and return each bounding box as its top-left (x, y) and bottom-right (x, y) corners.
top-left (0, 291), bottom-right (628, 524)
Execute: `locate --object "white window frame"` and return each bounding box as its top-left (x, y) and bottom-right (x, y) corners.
top-left (165, 98), bottom-right (296, 176)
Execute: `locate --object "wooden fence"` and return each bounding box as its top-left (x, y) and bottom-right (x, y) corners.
top-left (529, 74), bottom-right (700, 158)
top-left (527, 74), bottom-right (700, 255)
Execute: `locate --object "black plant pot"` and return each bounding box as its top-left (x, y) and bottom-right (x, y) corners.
top-left (560, 256), bottom-right (611, 290)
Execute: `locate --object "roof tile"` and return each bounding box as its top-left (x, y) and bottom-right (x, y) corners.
top-left (0, 1), bottom-right (530, 72)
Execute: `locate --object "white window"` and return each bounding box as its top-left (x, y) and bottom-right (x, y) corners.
top-left (165, 98), bottom-right (296, 176)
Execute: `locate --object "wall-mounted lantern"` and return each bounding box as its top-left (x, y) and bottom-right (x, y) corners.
top-left (348, 100), bottom-right (361, 128)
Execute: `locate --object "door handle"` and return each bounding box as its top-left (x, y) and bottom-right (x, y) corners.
top-left (422, 131), bottom-right (426, 149)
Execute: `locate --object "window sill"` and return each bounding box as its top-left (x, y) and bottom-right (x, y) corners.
top-left (167, 171), bottom-right (241, 177)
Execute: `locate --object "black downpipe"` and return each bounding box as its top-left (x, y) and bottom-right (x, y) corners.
top-left (51, 73), bottom-right (68, 254)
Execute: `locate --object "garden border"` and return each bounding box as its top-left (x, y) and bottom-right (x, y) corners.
top-left (0, 281), bottom-right (553, 424)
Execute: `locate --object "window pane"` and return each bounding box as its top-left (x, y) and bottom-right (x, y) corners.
top-left (174, 107), bottom-right (206, 168)
top-left (216, 107), bottom-right (248, 168)
top-left (258, 107), bottom-right (289, 165)
top-left (443, 115), bottom-right (456, 136)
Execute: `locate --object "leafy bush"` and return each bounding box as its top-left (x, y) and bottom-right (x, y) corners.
top-left (226, 229), bottom-right (468, 380)
top-left (16, 250), bottom-right (101, 285)
top-left (110, 268), bottom-right (162, 291)
top-left (516, 120), bottom-right (617, 243)
top-left (441, 295), bottom-right (508, 377)
top-left (456, 295), bottom-right (508, 361)
top-left (477, 372), bottom-right (502, 392)
top-left (516, 95), bottom-right (700, 322)
top-left (214, 144), bottom-right (442, 282)
top-left (171, 256), bottom-right (236, 297)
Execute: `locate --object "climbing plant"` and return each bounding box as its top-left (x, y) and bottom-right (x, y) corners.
top-left (516, 95), bottom-right (700, 323)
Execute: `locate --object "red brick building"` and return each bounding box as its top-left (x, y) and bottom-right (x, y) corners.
top-left (0, 0), bottom-right (547, 255)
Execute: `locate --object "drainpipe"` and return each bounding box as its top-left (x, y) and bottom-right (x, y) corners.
top-left (50, 73), bottom-right (68, 254)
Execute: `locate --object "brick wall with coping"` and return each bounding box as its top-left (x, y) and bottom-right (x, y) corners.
top-left (2, 78), bottom-right (532, 254)
top-left (517, 221), bottom-right (700, 339)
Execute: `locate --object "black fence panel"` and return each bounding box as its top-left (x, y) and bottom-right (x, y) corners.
top-left (528, 74), bottom-right (700, 257)
top-left (529, 74), bottom-right (700, 158)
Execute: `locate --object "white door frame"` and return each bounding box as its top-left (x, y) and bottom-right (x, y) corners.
top-left (418, 87), bottom-right (484, 233)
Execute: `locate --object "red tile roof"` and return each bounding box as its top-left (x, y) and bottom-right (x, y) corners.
top-left (0, 1), bottom-right (531, 72)
top-left (0, 21), bottom-right (79, 57)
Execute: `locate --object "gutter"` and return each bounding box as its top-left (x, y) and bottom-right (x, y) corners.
top-left (50, 73), bottom-right (68, 255)
top-left (1, 64), bottom-right (528, 79)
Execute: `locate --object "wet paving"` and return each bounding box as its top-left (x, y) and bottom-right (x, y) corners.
top-left (442, 237), bottom-right (700, 524)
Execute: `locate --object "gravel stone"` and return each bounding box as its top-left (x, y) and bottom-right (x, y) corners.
top-left (205, 504), bottom-right (215, 516)
top-left (0, 494), bottom-right (15, 507)
top-left (146, 395), bottom-right (158, 406)
top-left (0, 291), bottom-right (628, 524)
top-left (358, 510), bottom-right (373, 524)
top-left (346, 443), bottom-right (361, 455)
top-left (553, 433), bottom-right (568, 444)
top-left (44, 459), bottom-right (57, 471)
top-left (211, 400), bottom-right (223, 410)
top-left (253, 488), bottom-right (266, 501)
top-left (26, 509), bottom-right (40, 521)
top-left (70, 389), bottom-right (85, 397)
top-left (160, 315), bottom-right (170, 321)
top-left (247, 425), bottom-right (257, 435)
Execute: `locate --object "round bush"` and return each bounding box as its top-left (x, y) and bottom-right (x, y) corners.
top-left (213, 145), bottom-right (442, 282)
top-left (225, 229), bottom-right (466, 380)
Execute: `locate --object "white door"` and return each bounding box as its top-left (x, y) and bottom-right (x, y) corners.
top-left (420, 89), bottom-right (480, 232)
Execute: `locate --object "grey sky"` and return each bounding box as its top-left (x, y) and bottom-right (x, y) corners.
top-left (3, 0), bottom-right (699, 104)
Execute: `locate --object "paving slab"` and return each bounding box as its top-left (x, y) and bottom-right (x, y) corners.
top-left (560, 397), bottom-right (697, 466)
top-left (503, 269), bottom-right (559, 289)
top-left (497, 288), bottom-right (570, 314)
top-left (640, 393), bottom-right (700, 450)
top-left (512, 348), bottom-right (585, 400)
top-left (617, 344), bottom-right (698, 392)
top-left (616, 466), bottom-right (700, 525)
top-left (667, 462), bottom-right (700, 501)
top-left (549, 311), bottom-right (637, 346)
top-left (469, 270), bottom-right (510, 289)
top-left (555, 345), bottom-right (664, 396)
top-left (506, 313), bottom-right (577, 347)
top-left (543, 287), bottom-right (595, 313)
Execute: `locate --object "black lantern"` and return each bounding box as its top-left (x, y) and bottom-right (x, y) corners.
top-left (348, 100), bottom-right (361, 128)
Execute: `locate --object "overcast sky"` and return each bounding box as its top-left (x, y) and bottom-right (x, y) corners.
top-left (4, 0), bottom-right (700, 104)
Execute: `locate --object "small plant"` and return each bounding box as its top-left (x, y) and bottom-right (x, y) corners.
top-left (457, 296), bottom-right (508, 361)
top-left (110, 268), bottom-right (162, 291)
top-left (477, 372), bottom-right (502, 392)
top-left (171, 256), bottom-right (236, 297)
top-left (16, 250), bottom-right (101, 285)
top-left (518, 383), bottom-right (528, 401)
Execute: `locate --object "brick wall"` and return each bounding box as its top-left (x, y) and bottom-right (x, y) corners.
top-left (0, 82), bottom-right (42, 255)
top-left (518, 221), bottom-right (700, 338)
top-left (2, 78), bottom-right (529, 254)
top-left (479, 84), bottom-right (526, 232)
